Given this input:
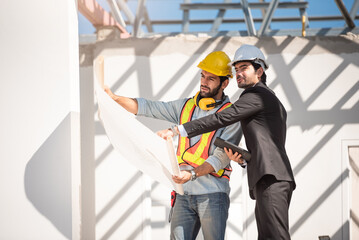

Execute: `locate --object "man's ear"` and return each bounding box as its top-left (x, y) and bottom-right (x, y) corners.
top-left (256, 67), bottom-right (264, 79)
top-left (221, 79), bottom-right (229, 89)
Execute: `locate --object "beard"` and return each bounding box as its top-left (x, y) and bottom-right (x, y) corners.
top-left (237, 77), bottom-right (252, 89)
top-left (200, 83), bottom-right (222, 98)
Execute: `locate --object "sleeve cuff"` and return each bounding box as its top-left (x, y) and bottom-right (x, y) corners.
top-left (178, 124), bottom-right (188, 137)
top-left (205, 157), bottom-right (222, 173)
top-left (135, 98), bottom-right (146, 116)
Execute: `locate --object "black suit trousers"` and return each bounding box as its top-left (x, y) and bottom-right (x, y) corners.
top-left (253, 175), bottom-right (294, 240)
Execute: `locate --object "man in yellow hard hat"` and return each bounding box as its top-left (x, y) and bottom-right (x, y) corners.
top-left (105, 51), bottom-right (242, 240)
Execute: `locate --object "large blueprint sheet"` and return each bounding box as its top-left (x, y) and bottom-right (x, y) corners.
top-left (96, 85), bottom-right (184, 194)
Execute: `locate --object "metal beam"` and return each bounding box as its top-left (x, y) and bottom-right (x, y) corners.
top-left (334, 0), bottom-right (355, 28)
top-left (240, 0), bottom-right (256, 36)
top-left (180, 2), bottom-right (308, 10)
top-left (180, 1), bottom-right (309, 35)
top-left (116, 0), bottom-right (135, 24)
top-left (77, 0), bottom-right (129, 37)
top-left (133, 0), bottom-right (147, 37)
top-left (349, 0), bottom-right (359, 23)
top-left (258, 0), bottom-right (279, 36)
top-left (298, 0), bottom-right (309, 27)
top-left (143, 7), bottom-right (153, 32)
top-left (297, 0), bottom-right (309, 36)
top-left (211, 9), bottom-right (226, 32)
top-left (259, 0), bottom-right (267, 18)
top-left (116, 0), bottom-right (152, 35)
top-left (211, 0), bottom-right (231, 32)
top-left (182, 0), bottom-right (191, 32)
top-left (140, 27), bottom-right (359, 38)
top-left (133, 15), bottom-right (359, 26)
top-left (107, 0), bottom-right (126, 27)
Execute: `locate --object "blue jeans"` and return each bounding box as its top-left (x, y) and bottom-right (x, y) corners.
top-left (170, 192), bottom-right (230, 240)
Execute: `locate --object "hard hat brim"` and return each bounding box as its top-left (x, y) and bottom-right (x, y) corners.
top-left (228, 59), bottom-right (268, 71)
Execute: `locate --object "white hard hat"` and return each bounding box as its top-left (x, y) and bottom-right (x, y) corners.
top-left (229, 44), bottom-right (269, 71)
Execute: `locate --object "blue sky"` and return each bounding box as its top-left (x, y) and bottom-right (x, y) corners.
top-left (78, 0), bottom-right (359, 34)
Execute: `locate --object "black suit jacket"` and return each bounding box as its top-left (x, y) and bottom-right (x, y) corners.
top-left (183, 81), bottom-right (296, 199)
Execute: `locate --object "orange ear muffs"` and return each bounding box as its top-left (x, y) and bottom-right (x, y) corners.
top-left (193, 91), bottom-right (219, 111)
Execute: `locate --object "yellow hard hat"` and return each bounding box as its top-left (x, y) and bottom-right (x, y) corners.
top-left (197, 51), bottom-right (233, 78)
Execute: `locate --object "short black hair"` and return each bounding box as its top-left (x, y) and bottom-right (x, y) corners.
top-left (251, 62), bottom-right (267, 85)
top-left (219, 76), bottom-right (229, 83)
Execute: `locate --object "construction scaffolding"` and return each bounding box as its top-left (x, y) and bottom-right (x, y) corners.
top-left (78, 0), bottom-right (359, 38)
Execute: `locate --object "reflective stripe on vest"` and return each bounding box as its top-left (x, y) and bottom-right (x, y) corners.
top-left (176, 98), bottom-right (232, 179)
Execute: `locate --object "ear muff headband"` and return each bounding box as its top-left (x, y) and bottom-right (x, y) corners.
top-left (194, 91), bottom-right (223, 111)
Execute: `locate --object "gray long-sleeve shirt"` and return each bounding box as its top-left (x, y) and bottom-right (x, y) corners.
top-left (136, 96), bottom-right (242, 195)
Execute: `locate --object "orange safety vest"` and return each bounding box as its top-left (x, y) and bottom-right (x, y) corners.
top-left (176, 98), bottom-right (233, 179)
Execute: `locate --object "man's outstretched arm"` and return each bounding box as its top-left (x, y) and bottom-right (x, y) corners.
top-left (104, 87), bottom-right (138, 115)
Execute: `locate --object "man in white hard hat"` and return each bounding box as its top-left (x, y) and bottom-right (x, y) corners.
top-left (105, 51), bottom-right (242, 240)
top-left (159, 44), bottom-right (296, 240)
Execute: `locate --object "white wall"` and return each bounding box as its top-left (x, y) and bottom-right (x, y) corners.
top-left (0, 0), bottom-right (80, 239)
top-left (80, 33), bottom-right (359, 240)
